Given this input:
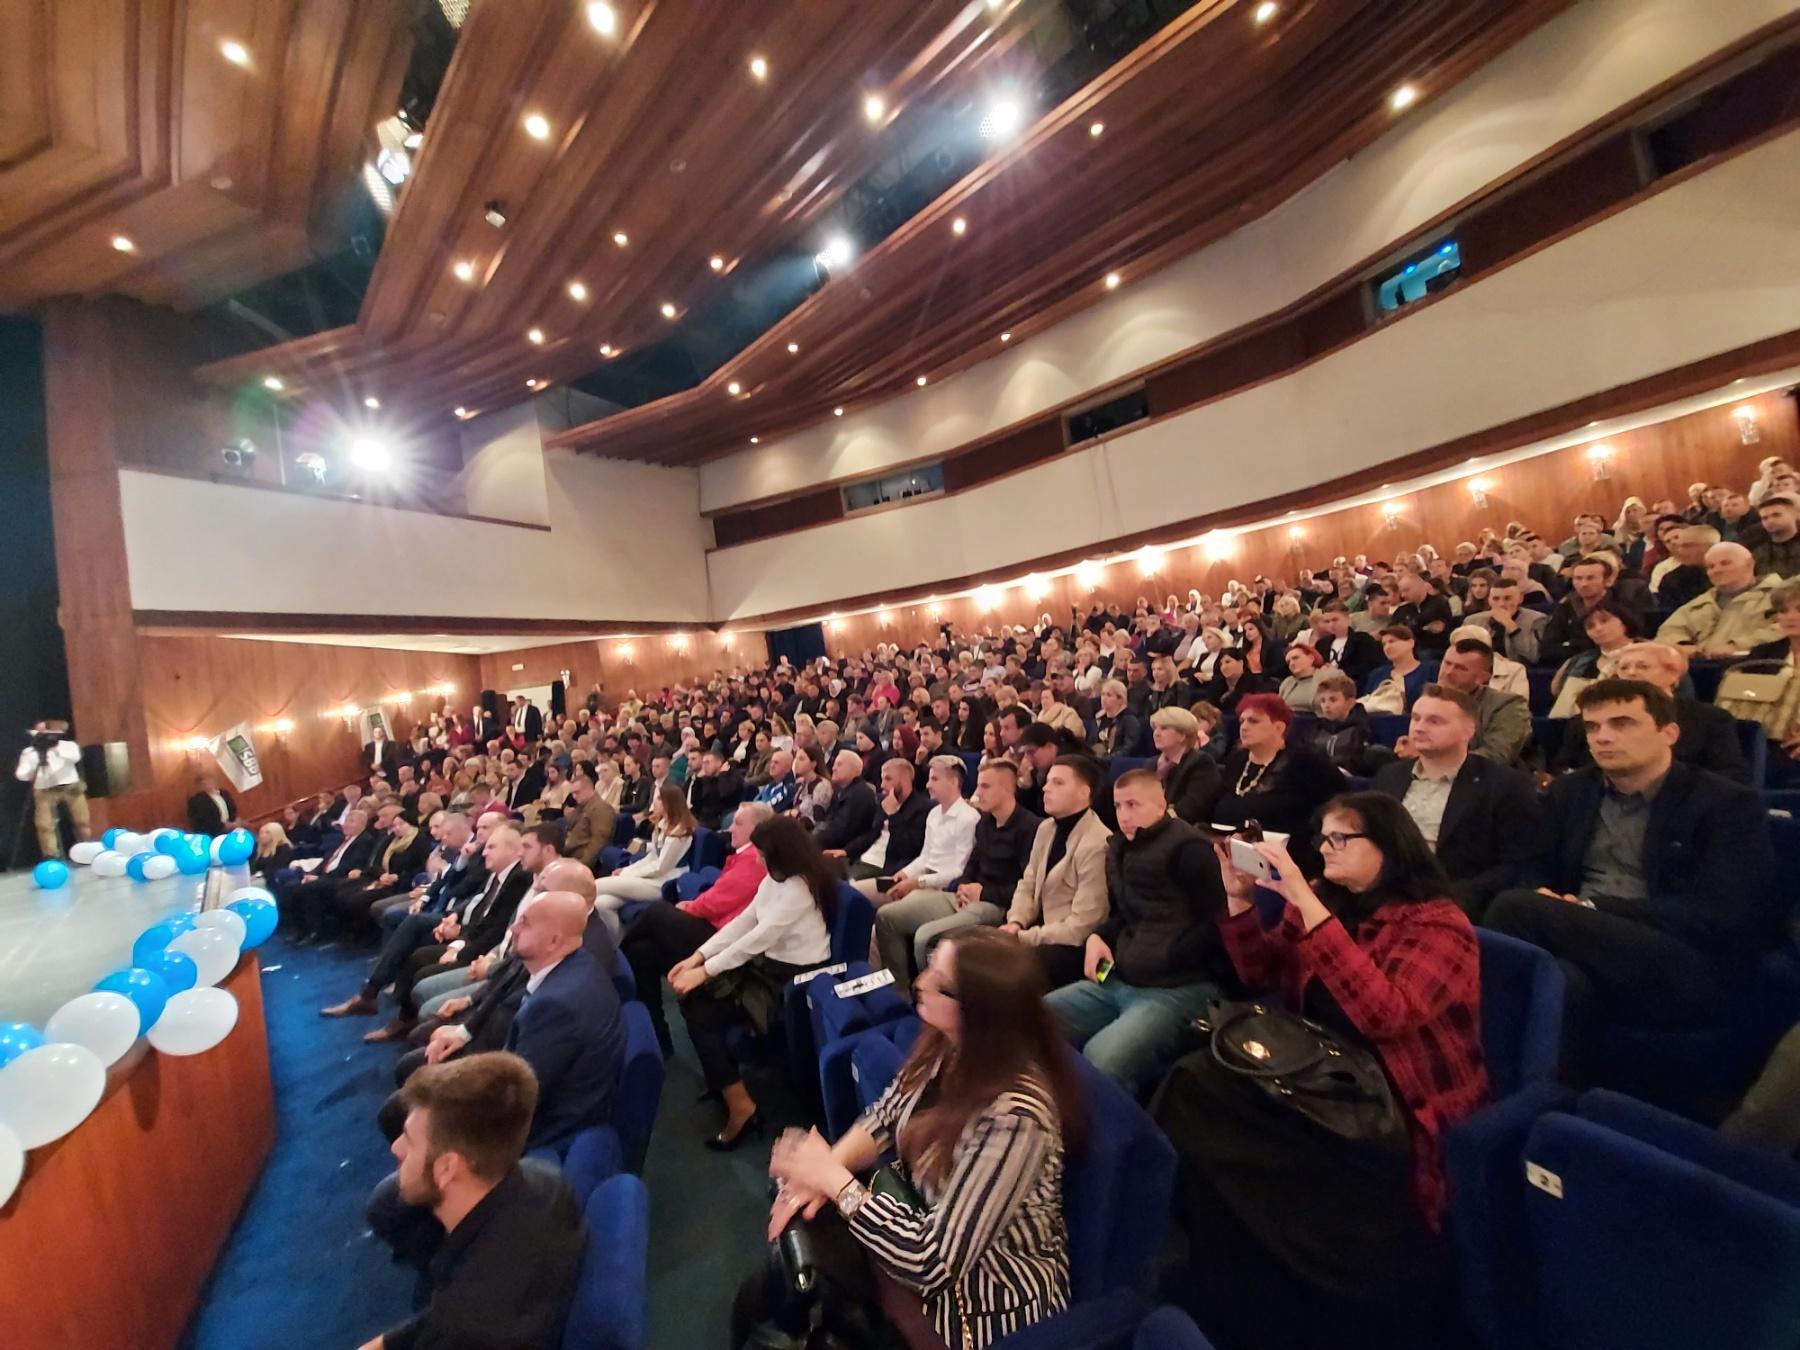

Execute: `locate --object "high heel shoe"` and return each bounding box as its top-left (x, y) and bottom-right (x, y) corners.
top-left (704, 1111), bottom-right (763, 1152)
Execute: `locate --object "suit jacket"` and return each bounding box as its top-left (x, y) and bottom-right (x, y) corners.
top-left (1006, 810), bottom-right (1113, 949)
top-left (513, 704), bottom-right (545, 741)
top-left (561, 794), bottom-right (619, 867)
top-left (367, 741), bottom-right (399, 780)
top-left (1520, 763), bottom-right (1776, 964)
top-left (1316, 630), bottom-right (1384, 687)
top-left (371, 828), bottom-right (432, 884)
top-left (319, 828), bottom-right (380, 878)
top-left (422, 853), bottom-right (486, 915)
top-left (505, 948), bottom-right (624, 1153)
top-left (186, 789), bottom-right (237, 836)
top-left (1552, 697), bottom-right (1751, 784)
top-left (815, 778), bottom-right (881, 856)
top-left (1373, 756), bottom-right (1539, 915)
top-left (864, 787), bottom-right (933, 873)
top-left (1164, 750), bottom-right (1222, 826)
top-left (688, 767), bottom-right (745, 830)
top-left (506, 764), bottom-right (546, 810)
top-left (460, 864), bottom-right (533, 961)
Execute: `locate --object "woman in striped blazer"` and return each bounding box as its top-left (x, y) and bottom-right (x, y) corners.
top-left (759, 928), bottom-right (1079, 1348)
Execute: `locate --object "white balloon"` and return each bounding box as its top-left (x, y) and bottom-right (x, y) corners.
top-left (167, 927), bottom-right (239, 987)
top-left (193, 907), bottom-right (247, 949)
top-left (146, 987), bottom-right (237, 1056)
top-left (68, 841), bottom-right (104, 866)
top-left (228, 885), bottom-right (275, 907)
top-left (209, 836), bottom-right (227, 865)
top-left (112, 832), bottom-right (144, 856)
top-left (149, 827), bottom-right (181, 845)
top-left (90, 851), bottom-right (128, 878)
top-left (44, 992), bottom-right (140, 1066)
top-left (0, 1122), bottom-right (20, 1206)
top-left (142, 854), bottom-right (178, 881)
top-left (0, 1043), bottom-right (106, 1148)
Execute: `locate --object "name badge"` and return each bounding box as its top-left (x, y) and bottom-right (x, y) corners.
top-left (791, 962), bottom-right (849, 987)
top-left (834, 969), bottom-right (897, 999)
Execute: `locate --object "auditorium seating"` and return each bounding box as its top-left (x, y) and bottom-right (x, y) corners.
top-left (1131, 1307), bottom-right (1218, 1350)
top-left (562, 1174), bottom-right (651, 1350)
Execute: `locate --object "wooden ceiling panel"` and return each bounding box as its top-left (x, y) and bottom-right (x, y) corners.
top-left (0, 0), bottom-right (412, 313)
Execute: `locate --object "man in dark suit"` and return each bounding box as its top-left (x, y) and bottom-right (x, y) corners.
top-left (1551, 641), bottom-right (1750, 783)
top-left (686, 746), bottom-right (744, 831)
top-left (280, 807), bottom-right (379, 941)
top-left (1487, 679), bottom-right (1776, 1062)
top-left (1307, 602), bottom-right (1383, 687)
top-left (331, 804), bottom-right (434, 935)
top-left (185, 772), bottom-right (237, 836)
top-left (510, 696), bottom-right (544, 742)
top-left (814, 750), bottom-right (881, 862)
top-left (1373, 684), bottom-right (1538, 918)
top-left (366, 726), bottom-right (399, 780)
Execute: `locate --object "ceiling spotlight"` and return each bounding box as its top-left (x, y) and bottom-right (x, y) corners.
top-left (110, 234), bottom-right (136, 253)
top-left (454, 406), bottom-right (472, 419)
top-left (612, 231), bottom-right (629, 248)
top-left (483, 201), bottom-right (508, 228)
top-left (980, 96), bottom-right (1025, 141)
top-left (523, 112), bottom-right (552, 141)
top-left (363, 396), bottom-right (381, 410)
top-left (709, 255), bottom-right (725, 271)
top-left (262, 376), bottom-right (285, 392)
top-left (1390, 83), bottom-right (1419, 112)
top-left (863, 94), bottom-right (886, 124)
top-left (347, 435), bottom-right (392, 473)
top-left (816, 234), bottom-right (855, 272)
top-left (219, 39), bottom-right (251, 67)
top-left (1088, 121), bottom-right (1104, 138)
top-left (1105, 271), bottom-right (1122, 289)
top-left (916, 375), bottom-right (927, 387)
top-left (726, 380), bottom-right (742, 396)
top-left (599, 343), bottom-right (615, 357)
top-left (951, 217), bottom-right (967, 236)
top-left (660, 301), bottom-right (677, 319)
top-left (453, 259), bottom-right (475, 282)
top-left (749, 55), bottom-right (768, 82)
top-left (1000, 331), bottom-right (1012, 342)
top-left (567, 280), bottom-right (589, 302)
top-left (834, 407), bottom-right (844, 417)
top-left (526, 378), bottom-right (544, 390)
top-left (786, 341), bottom-right (799, 354)
top-left (749, 436), bottom-right (759, 445)
top-left (1253, 1), bottom-right (1278, 23)
top-left (527, 327), bottom-right (545, 344)
top-left (586, 2), bottom-right (618, 37)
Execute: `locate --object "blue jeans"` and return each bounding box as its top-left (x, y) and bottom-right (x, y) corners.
top-left (1047, 976), bottom-right (1216, 1094)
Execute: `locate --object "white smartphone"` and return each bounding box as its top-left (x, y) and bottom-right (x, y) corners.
top-left (1227, 830), bottom-right (1288, 882)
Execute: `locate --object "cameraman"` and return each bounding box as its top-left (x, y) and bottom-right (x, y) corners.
top-left (15, 721), bottom-right (89, 859)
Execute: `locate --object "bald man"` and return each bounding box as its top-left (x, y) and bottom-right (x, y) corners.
top-left (1551, 642), bottom-right (1750, 782)
top-left (1655, 542), bottom-right (1783, 657)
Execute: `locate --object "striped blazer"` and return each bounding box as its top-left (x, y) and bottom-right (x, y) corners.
top-left (849, 1062), bottom-right (1070, 1348)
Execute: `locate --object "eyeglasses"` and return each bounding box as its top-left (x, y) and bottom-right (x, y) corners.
top-left (1316, 831), bottom-right (1371, 851)
top-left (916, 970), bottom-right (959, 1001)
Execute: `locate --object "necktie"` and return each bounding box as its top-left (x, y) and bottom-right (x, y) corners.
top-left (469, 872), bottom-right (501, 922)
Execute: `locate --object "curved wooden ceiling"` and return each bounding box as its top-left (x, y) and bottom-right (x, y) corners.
top-left (0, 0), bottom-right (413, 314)
top-left (191, 0), bottom-right (1569, 461)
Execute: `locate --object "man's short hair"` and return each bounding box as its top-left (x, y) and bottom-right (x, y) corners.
top-left (524, 823), bottom-right (562, 851)
top-left (1487, 575), bottom-right (1520, 591)
top-left (400, 1052), bottom-right (538, 1182)
top-left (1771, 579), bottom-right (1800, 614)
top-left (572, 761), bottom-right (598, 784)
top-left (1570, 555), bottom-right (1611, 574)
top-left (1448, 638), bottom-right (1494, 670)
top-left (1416, 682), bottom-right (1478, 718)
top-left (1363, 583), bottom-right (1389, 601)
top-left (1759, 494), bottom-right (1798, 513)
top-left (736, 801), bottom-right (775, 827)
top-left (1019, 724), bottom-right (1059, 750)
top-left (977, 758), bottom-right (1019, 783)
top-left (997, 706), bottom-right (1033, 731)
top-left (1316, 672), bottom-right (1357, 700)
top-left (1575, 677), bottom-right (1677, 727)
top-left (1314, 599), bottom-right (1347, 615)
top-left (1050, 754), bottom-right (1101, 797)
top-left (1378, 624), bottom-right (1415, 642)
top-left (928, 753), bottom-right (967, 786)
top-left (1112, 767), bottom-right (1164, 797)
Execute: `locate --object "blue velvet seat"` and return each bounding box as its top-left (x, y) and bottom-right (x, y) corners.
top-left (561, 1174), bottom-right (650, 1350)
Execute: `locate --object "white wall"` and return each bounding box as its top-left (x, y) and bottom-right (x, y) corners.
top-left (121, 435), bottom-right (716, 623)
top-left (699, 0), bottom-right (1800, 513)
top-left (706, 127), bottom-right (1800, 618)
top-left (460, 403), bottom-right (550, 525)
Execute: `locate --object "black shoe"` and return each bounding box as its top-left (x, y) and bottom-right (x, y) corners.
top-left (704, 1112), bottom-right (762, 1152)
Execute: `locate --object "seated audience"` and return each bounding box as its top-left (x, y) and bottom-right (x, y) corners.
top-left (1372, 684), bottom-right (1538, 917)
top-left (874, 760), bottom-right (1041, 983)
top-left (1198, 649), bottom-right (1279, 715)
top-left (788, 746), bottom-right (833, 826)
top-left (670, 816), bottom-right (834, 1149)
top-left (1750, 494), bottom-right (1800, 579)
top-left (1448, 621), bottom-right (1528, 699)
top-left (559, 762), bottom-right (618, 870)
top-left (1435, 639), bottom-right (1532, 764)
top-left (854, 754), bottom-right (979, 908)
top-left (1303, 672), bottom-right (1373, 773)
top-left (1278, 644), bottom-right (1328, 713)
top-left (686, 746), bottom-right (744, 831)
top-left (1742, 579), bottom-right (1800, 784)
top-left (252, 821), bottom-right (294, 880)
top-left (997, 756), bottom-right (1112, 988)
top-left (1540, 555), bottom-right (1643, 666)
top-left (1651, 523), bottom-right (1719, 608)
top-left (1047, 769), bottom-right (1229, 1091)
top-left (325, 802), bottom-right (433, 937)
top-left (365, 1053), bottom-right (584, 1350)
top-left (1361, 626), bottom-right (1437, 712)
top-left (814, 750), bottom-right (881, 861)
top-left (1213, 694), bottom-right (1344, 838)
top-left (592, 785), bottom-right (696, 914)
top-left (1486, 679), bottom-right (1776, 1074)
top-left (1158, 794), bottom-right (1486, 1350)
top-left (1392, 570), bottom-right (1454, 656)
top-left (1087, 678), bottom-right (1142, 761)
top-left (1655, 541), bottom-right (1783, 657)
top-left (1478, 576), bottom-right (1549, 666)
top-left (1148, 706), bottom-right (1222, 826)
top-left (745, 930), bottom-right (1075, 1349)
top-left (280, 807), bottom-right (379, 942)
top-left (1307, 601), bottom-right (1383, 686)
top-left (844, 756), bottom-right (932, 883)
top-left (1552, 641), bottom-right (1749, 781)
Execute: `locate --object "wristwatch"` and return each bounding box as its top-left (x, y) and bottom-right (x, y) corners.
top-left (834, 1177), bottom-right (870, 1218)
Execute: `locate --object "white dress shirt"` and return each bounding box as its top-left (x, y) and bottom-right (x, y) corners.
top-left (699, 874), bottom-right (831, 977)
top-left (16, 739), bottom-right (82, 789)
top-left (899, 796), bottom-right (981, 889)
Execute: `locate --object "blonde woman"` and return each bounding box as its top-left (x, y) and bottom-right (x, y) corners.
top-left (594, 756), bottom-right (624, 809)
top-left (253, 821), bottom-right (294, 880)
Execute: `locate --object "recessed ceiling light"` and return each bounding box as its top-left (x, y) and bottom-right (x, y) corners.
top-left (1000, 331), bottom-right (1012, 342)
top-left (110, 234), bottom-right (136, 253)
top-left (727, 380), bottom-right (742, 396)
top-left (660, 302), bottom-right (678, 319)
top-left (1105, 271), bottom-right (1122, 289)
top-left (1390, 83), bottom-right (1418, 112)
top-left (523, 112), bottom-right (552, 141)
top-left (1088, 121), bottom-right (1104, 138)
top-left (709, 255), bottom-right (725, 271)
top-left (916, 375), bottom-right (928, 387)
top-left (599, 343), bottom-right (615, 357)
top-left (527, 327), bottom-right (545, 344)
top-left (980, 96), bottom-right (1025, 141)
top-left (786, 342), bottom-right (799, 354)
top-left (219, 39), bottom-right (250, 67)
top-left (612, 231), bottom-right (629, 248)
top-left (863, 94), bottom-right (886, 124)
top-left (750, 436), bottom-right (759, 444)
top-left (749, 55), bottom-right (768, 82)
top-left (951, 217), bottom-right (967, 236)
top-left (453, 259), bottom-right (475, 282)
top-left (364, 396), bottom-right (381, 410)
top-left (834, 407), bottom-right (844, 417)
top-left (567, 280), bottom-right (589, 302)
top-left (1253, 1), bottom-right (1278, 23)
top-left (454, 406), bottom-right (472, 419)
top-left (817, 234), bottom-right (855, 272)
top-left (526, 378), bottom-right (543, 390)
top-left (587, 2), bottom-right (618, 37)
top-left (262, 376), bottom-right (285, 392)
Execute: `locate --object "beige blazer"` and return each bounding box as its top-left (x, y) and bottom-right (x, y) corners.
top-left (1006, 809), bottom-right (1112, 949)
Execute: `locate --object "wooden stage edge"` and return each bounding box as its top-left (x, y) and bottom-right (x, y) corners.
top-left (0, 955), bottom-right (275, 1349)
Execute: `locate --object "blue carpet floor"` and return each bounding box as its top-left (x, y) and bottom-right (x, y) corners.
top-left (182, 935), bottom-right (804, 1350)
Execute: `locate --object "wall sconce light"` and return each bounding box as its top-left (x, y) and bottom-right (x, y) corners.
top-left (388, 689), bottom-right (413, 703)
top-left (264, 718), bottom-right (295, 737)
top-left (1468, 477), bottom-right (1493, 508)
top-left (1586, 443), bottom-right (1614, 481)
top-left (1022, 573), bottom-right (1049, 601)
top-left (877, 609), bottom-right (894, 627)
top-left (669, 633), bottom-right (688, 652)
top-left (827, 615), bottom-right (845, 631)
top-left (974, 585), bottom-right (1002, 611)
top-left (1732, 404), bottom-right (1761, 445)
top-left (1074, 561), bottom-right (1103, 590)
top-left (1382, 503), bottom-right (1402, 532)
top-left (1203, 530), bottom-right (1238, 561)
top-left (615, 642), bottom-right (634, 661)
top-left (1136, 544), bottom-right (1166, 576)
top-left (1286, 525), bottom-right (1304, 543)
top-left (184, 734), bottom-right (211, 752)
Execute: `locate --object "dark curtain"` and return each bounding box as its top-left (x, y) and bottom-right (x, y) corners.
top-left (764, 623), bottom-right (826, 670)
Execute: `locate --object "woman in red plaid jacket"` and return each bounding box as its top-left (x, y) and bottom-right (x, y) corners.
top-left (1153, 791), bottom-right (1488, 1350)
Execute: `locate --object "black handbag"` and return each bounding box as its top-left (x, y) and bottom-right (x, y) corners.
top-left (1196, 999), bottom-right (1408, 1149)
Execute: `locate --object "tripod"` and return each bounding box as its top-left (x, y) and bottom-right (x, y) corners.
top-left (7, 747), bottom-right (47, 872)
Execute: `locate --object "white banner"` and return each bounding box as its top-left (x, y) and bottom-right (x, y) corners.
top-left (209, 722), bottom-right (264, 792)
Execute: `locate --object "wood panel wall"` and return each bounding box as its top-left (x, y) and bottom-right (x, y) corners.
top-left (478, 634), bottom-right (756, 713)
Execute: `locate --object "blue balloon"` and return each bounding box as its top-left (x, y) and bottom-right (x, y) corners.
top-left (167, 911), bottom-right (197, 935)
top-left (175, 844), bottom-right (210, 876)
top-left (131, 922), bottom-right (181, 967)
top-left (32, 859), bottom-right (69, 889)
top-left (94, 966), bottom-right (170, 1033)
top-left (101, 827), bottom-right (126, 849)
top-left (229, 896), bottom-right (280, 948)
top-left (154, 831), bottom-right (183, 855)
top-left (0, 1021), bottom-right (43, 1068)
top-left (125, 853), bottom-right (153, 881)
top-left (218, 828), bottom-right (255, 867)
top-left (144, 947), bottom-right (197, 993)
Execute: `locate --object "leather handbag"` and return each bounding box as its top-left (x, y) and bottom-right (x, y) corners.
top-left (1715, 659), bottom-right (1798, 739)
top-left (1196, 999), bottom-right (1408, 1149)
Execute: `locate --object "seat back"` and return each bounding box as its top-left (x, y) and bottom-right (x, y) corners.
top-left (1133, 1306), bottom-right (1217, 1349)
top-left (1107, 756), bottom-right (1155, 784)
top-left (830, 881), bottom-right (875, 966)
top-left (614, 1002), bottom-right (664, 1174)
top-left (562, 1126), bottom-right (625, 1206)
top-left (1736, 718), bottom-right (1769, 787)
top-left (691, 826), bottom-right (727, 871)
top-left (610, 813), bottom-right (636, 848)
top-left (611, 950), bottom-right (636, 1004)
top-left (562, 1174), bottom-right (650, 1350)
top-left (1369, 713), bottom-right (1409, 748)
top-left (1475, 929), bottom-right (1565, 1098)
top-left (1062, 1053), bottom-right (1178, 1298)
